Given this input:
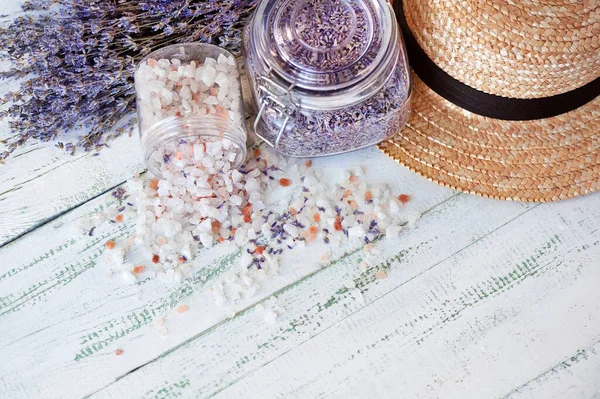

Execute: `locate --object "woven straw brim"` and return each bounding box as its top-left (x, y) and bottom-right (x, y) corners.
top-left (403, 1), bottom-right (600, 99)
top-left (379, 73), bottom-right (600, 202)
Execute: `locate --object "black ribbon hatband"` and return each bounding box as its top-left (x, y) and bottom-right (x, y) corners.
top-left (393, 1), bottom-right (600, 121)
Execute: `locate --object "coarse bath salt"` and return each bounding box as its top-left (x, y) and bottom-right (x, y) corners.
top-left (95, 141), bottom-right (419, 316)
top-left (135, 43), bottom-right (247, 178)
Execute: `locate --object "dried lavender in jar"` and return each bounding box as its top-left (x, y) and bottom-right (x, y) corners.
top-left (251, 55), bottom-right (411, 157)
top-left (243, 0), bottom-right (412, 157)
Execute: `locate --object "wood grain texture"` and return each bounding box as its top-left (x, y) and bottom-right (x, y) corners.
top-left (3, 1), bottom-right (600, 397)
top-left (90, 194), bottom-right (534, 398)
top-left (90, 192), bottom-right (600, 399)
top-left (0, 143), bottom-right (455, 399)
top-left (0, 133), bottom-right (146, 246)
top-left (210, 193), bottom-right (600, 399)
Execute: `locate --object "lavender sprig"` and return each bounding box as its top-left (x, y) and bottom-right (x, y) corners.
top-left (0, 0), bottom-right (256, 162)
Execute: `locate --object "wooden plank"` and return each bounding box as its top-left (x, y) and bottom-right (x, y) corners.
top-left (0, 144), bottom-right (455, 399)
top-left (90, 193), bottom-right (600, 399)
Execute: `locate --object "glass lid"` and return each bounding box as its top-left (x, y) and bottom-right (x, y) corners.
top-left (254, 0), bottom-right (392, 90)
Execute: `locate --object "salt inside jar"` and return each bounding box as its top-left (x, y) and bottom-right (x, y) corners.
top-left (243, 0), bottom-right (411, 157)
top-left (135, 43), bottom-right (247, 177)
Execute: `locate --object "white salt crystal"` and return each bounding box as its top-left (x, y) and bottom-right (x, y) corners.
top-left (229, 195), bottom-right (243, 206)
top-left (197, 218), bottom-right (212, 232)
top-left (231, 169), bottom-right (243, 183)
top-left (196, 176), bottom-right (210, 189)
top-left (204, 96), bottom-right (218, 105)
top-left (245, 177), bottom-right (259, 192)
top-left (389, 199), bottom-right (402, 216)
top-left (348, 226), bottom-right (366, 238)
top-left (201, 155), bottom-right (215, 168)
top-left (217, 53), bottom-right (228, 65)
top-left (283, 223), bottom-right (299, 237)
top-left (181, 99), bottom-right (192, 112)
top-left (157, 58), bottom-right (170, 68)
top-left (199, 233), bottom-right (214, 248)
top-left (406, 211), bottom-right (422, 228)
top-left (205, 141), bottom-right (222, 156)
top-left (235, 227), bottom-right (248, 246)
top-left (214, 72), bottom-right (230, 89)
top-left (111, 247), bottom-right (125, 266)
top-left (201, 65), bottom-right (217, 86)
top-left (263, 310), bottom-right (278, 324)
top-left (189, 79), bottom-right (199, 93)
top-left (344, 279), bottom-right (356, 289)
top-left (121, 271), bottom-right (136, 284)
top-left (180, 85), bottom-right (192, 100)
top-left (238, 252), bottom-right (253, 268)
top-left (386, 225), bottom-right (401, 239)
top-left (183, 64), bottom-right (195, 78)
top-left (253, 201), bottom-right (265, 212)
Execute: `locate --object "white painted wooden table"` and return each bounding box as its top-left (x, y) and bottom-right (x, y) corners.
top-left (2, 8), bottom-right (600, 399)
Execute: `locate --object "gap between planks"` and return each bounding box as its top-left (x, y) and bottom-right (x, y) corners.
top-left (502, 336), bottom-right (600, 399)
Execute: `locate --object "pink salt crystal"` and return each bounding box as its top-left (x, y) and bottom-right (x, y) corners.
top-left (176, 305), bottom-right (188, 313)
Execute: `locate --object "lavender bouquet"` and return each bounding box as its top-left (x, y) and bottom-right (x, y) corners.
top-left (0, 0), bottom-right (256, 162)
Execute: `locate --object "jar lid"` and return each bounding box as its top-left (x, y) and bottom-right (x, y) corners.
top-left (256, 0), bottom-right (392, 91)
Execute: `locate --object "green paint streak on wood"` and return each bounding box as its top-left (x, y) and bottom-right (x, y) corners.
top-left (0, 255), bottom-right (100, 316)
top-left (0, 220), bottom-right (133, 315)
top-left (73, 250), bottom-right (240, 362)
top-left (251, 244), bottom-right (415, 364)
top-left (0, 202), bottom-right (119, 284)
top-left (0, 238), bottom-right (77, 283)
top-left (142, 377), bottom-right (191, 399)
top-left (422, 235), bottom-right (563, 337)
top-left (235, 355), bottom-right (250, 368)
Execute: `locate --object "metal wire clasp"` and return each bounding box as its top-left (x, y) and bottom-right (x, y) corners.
top-left (253, 67), bottom-right (298, 148)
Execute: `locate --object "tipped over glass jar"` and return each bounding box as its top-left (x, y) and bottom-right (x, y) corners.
top-left (243, 0), bottom-right (411, 157)
top-left (135, 43), bottom-right (247, 178)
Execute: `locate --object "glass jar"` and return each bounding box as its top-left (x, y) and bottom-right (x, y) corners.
top-left (243, 0), bottom-right (411, 157)
top-left (135, 43), bottom-right (247, 177)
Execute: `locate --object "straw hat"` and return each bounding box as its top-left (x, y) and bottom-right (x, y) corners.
top-left (379, 0), bottom-right (600, 202)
